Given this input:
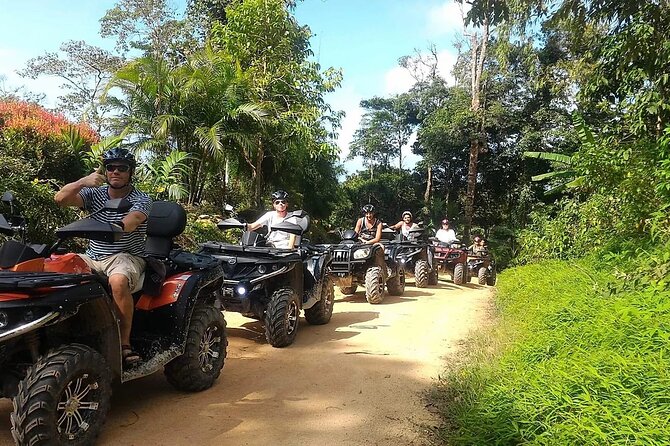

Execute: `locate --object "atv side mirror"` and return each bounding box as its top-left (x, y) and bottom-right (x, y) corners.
top-left (1, 191), bottom-right (15, 204)
top-left (103, 198), bottom-right (132, 213)
top-left (0, 214), bottom-right (13, 236)
top-left (223, 203), bottom-right (234, 213)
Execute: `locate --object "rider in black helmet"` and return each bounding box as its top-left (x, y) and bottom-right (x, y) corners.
top-left (247, 190), bottom-right (299, 248)
top-left (55, 146), bottom-right (152, 369)
top-left (354, 204), bottom-right (383, 244)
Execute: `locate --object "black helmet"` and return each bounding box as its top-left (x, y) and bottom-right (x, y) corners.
top-left (271, 190), bottom-right (288, 201)
top-left (102, 147), bottom-right (136, 168)
top-left (362, 204), bottom-right (375, 214)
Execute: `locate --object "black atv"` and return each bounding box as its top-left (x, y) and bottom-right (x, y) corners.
top-left (199, 209), bottom-right (334, 348)
top-left (327, 229), bottom-right (405, 304)
top-left (466, 249), bottom-right (497, 286)
top-left (0, 195), bottom-right (227, 445)
top-left (381, 226), bottom-right (437, 288)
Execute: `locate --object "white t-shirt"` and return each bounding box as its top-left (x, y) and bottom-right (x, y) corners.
top-left (435, 228), bottom-right (457, 244)
top-left (254, 211), bottom-right (300, 249)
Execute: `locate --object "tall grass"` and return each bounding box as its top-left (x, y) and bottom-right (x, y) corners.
top-left (432, 256), bottom-right (670, 445)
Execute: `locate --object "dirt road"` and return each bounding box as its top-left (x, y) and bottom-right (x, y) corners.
top-left (0, 279), bottom-right (490, 446)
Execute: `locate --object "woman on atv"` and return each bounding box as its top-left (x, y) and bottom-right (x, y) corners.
top-left (468, 236), bottom-right (486, 255)
top-left (354, 204), bottom-right (383, 244)
top-left (389, 210), bottom-right (419, 239)
top-left (247, 190), bottom-right (299, 249)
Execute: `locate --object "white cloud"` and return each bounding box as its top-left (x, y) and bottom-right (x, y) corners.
top-left (384, 66), bottom-right (416, 96)
top-left (426, 1), bottom-right (466, 38)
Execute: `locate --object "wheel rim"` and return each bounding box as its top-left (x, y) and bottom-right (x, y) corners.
top-left (57, 372), bottom-right (101, 441)
top-left (199, 324), bottom-right (222, 372)
top-left (286, 299), bottom-right (299, 335)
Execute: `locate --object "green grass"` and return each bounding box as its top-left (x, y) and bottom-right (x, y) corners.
top-left (432, 257), bottom-right (670, 445)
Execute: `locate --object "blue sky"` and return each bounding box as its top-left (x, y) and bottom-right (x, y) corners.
top-left (0, 0), bottom-right (465, 172)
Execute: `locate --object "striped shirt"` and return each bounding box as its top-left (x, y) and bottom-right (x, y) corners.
top-left (79, 185), bottom-right (152, 260)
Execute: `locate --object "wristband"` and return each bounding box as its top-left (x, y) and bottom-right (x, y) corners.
top-left (116, 220), bottom-right (125, 231)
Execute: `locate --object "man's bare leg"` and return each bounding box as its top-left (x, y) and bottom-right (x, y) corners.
top-left (109, 273), bottom-right (134, 346)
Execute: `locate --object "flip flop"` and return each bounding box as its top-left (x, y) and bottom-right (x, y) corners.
top-left (122, 345), bottom-right (141, 369)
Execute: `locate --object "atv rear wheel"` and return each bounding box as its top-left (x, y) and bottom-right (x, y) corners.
top-left (428, 267), bottom-right (438, 285)
top-left (414, 260), bottom-right (429, 288)
top-left (453, 263), bottom-right (465, 285)
top-left (165, 303), bottom-right (228, 391)
top-left (487, 267), bottom-right (497, 286)
top-left (305, 277), bottom-right (335, 325)
top-left (339, 285), bottom-right (357, 295)
top-left (478, 267), bottom-right (487, 285)
top-left (11, 344), bottom-right (112, 446)
top-left (264, 287), bottom-right (301, 347)
top-left (386, 267), bottom-right (405, 295)
top-left (365, 266), bottom-right (385, 304)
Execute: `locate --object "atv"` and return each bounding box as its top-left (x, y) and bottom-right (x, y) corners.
top-left (431, 238), bottom-right (468, 285)
top-left (327, 229), bottom-right (405, 304)
top-left (199, 209), bottom-right (334, 348)
top-left (0, 193), bottom-right (227, 446)
top-left (381, 226), bottom-right (438, 288)
top-left (466, 249), bottom-right (497, 286)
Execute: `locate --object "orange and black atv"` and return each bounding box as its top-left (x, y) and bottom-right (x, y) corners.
top-left (0, 193), bottom-right (227, 446)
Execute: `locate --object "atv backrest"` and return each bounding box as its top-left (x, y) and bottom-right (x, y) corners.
top-left (145, 201), bottom-right (187, 258)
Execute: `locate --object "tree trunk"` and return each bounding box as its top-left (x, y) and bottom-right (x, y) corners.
top-left (424, 165), bottom-right (432, 205)
top-left (254, 139), bottom-right (264, 208)
top-left (463, 15), bottom-right (489, 242)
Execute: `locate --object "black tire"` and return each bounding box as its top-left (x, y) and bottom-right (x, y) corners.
top-left (428, 267), bottom-right (438, 285)
top-left (365, 266), bottom-right (385, 304)
top-left (414, 260), bottom-right (429, 288)
top-left (264, 287), bottom-right (300, 347)
top-left (453, 263), bottom-right (465, 285)
top-left (478, 267), bottom-right (487, 285)
top-left (386, 267), bottom-right (405, 295)
top-left (165, 303), bottom-right (228, 392)
top-left (487, 267), bottom-right (497, 286)
top-left (305, 277), bottom-right (335, 325)
top-left (11, 344), bottom-right (112, 446)
top-left (339, 285), bottom-right (357, 295)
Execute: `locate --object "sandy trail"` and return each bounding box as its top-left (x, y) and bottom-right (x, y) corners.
top-left (0, 279), bottom-right (490, 446)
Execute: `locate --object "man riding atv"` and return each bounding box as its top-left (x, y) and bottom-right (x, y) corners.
top-left (329, 204), bottom-right (405, 303)
top-left (431, 218), bottom-right (467, 285)
top-left (54, 147), bottom-right (152, 369)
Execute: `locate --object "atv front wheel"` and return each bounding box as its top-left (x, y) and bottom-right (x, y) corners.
top-left (487, 267), bottom-right (497, 286)
top-left (305, 277), bottom-right (335, 325)
top-left (11, 344), bottom-right (112, 446)
top-left (165, 303), bottom-right (228, 391)
top-left (386, 268), bottom-right (405, 295)
top-left (478, 267), bottom-right (487, 285)
top-left (453, 263), bottom-right (465, 285)
top-left (428, 267), bottom-right (438, 285)
top-left (265, 287), bottom-right (301, 347)
top-left (365, 266), bottom-right (385, 304)
top-left (414, 260), bottom-right (429, 288)
top-left (339, 285), bottom-right (357, 295)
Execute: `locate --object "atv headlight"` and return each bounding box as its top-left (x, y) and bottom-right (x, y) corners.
top-left (0, 311), bottom-right (8, 329)
top-left (353, 247), bottom-right (371, 260)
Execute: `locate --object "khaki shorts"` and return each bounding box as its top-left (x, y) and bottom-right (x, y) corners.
top-left (79, 253), bottom-right (146, 293)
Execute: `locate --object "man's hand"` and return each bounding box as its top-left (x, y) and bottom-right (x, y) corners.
top-left (79, 170), bottom-right (106, 188)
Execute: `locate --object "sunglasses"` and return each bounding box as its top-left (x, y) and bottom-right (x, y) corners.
top-left (105, 164), bottom-right (130, 173)
top-left (273, 200), bottom-right (287, 205)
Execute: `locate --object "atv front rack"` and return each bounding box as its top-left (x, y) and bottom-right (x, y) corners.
top-left (0, 271), bottom-right (98, 291)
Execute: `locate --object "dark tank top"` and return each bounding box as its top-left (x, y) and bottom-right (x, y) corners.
top-left (358, 217), bottom-right (381, 241)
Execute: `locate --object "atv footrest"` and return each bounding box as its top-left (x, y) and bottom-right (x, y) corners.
top-left (0, 271), bottom-right (99, 291)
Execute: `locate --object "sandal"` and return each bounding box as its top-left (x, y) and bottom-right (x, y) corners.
top-left (122, 345), bottom-right (141, 369)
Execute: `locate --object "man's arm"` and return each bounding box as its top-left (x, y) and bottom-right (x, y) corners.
top-left (354, 218), bottom-right (362, 233)
top-left (119, 210), bottom-right (148, 232)
top-left (366, 223), bottom-right (383, 244)
top-left (55, 171), bottom-right (106, 208)
top-left (247, 212), bottom-right (270, 231)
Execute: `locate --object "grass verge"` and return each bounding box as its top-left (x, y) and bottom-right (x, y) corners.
top-left (431, 257), bottom-right (670, 445)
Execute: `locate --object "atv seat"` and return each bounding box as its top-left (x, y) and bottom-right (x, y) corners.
top-left (145, 201), bottom-right (187, 258)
